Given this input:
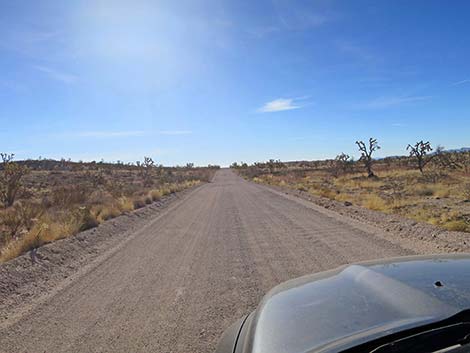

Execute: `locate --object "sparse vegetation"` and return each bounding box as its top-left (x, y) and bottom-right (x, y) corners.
top-left (333, 153), bottom-right (353, 177)
top-left (356, 138), bottom-right (380, 178)
top-left (235, 145), bottom-right (470, 234)
top-left (0, 153), bottom-right (30, 207)
top-left (407, 140), bottom-right (433, 173)
top-left (0, 158), bottom-right (217, 262)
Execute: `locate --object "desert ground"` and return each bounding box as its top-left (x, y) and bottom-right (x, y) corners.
top-left (1, 169), bottom-right (468, 353)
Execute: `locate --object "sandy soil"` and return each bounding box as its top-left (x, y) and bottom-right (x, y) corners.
top-left (0, 169), bottom-right (465, 353)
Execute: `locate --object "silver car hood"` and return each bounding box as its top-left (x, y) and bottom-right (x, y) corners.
top-left (245, 255), bottom-right (470, 353)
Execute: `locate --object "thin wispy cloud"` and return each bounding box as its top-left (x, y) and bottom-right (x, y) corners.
top-left (33, 65), bottom-right (78, 84)
top-left (258, 98), bottom-right (305, 113)
top-left (355, 96), bottom-right (432, 110)
top-left (452, 79), bottom-right (470, 86)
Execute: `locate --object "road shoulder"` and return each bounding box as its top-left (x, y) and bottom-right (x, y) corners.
top-left (0, 184), bottom-right (206, 329)
top-left (254, 181), bottom-right (470, 255)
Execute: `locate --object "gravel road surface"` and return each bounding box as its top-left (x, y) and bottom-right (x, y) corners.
top-left (0, 169), bottom-right (419, 352)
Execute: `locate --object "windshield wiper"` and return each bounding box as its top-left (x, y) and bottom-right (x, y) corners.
top-left (369, 323), bottom-right (470, 353)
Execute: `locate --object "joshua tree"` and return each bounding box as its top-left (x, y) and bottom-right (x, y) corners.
top-left (356, 138), bottom-right (380, 178)
top-left (266, 159), bottom-right (276, 174)
top-left (434, 147), bottom-right (470, 174)
top-left (407, 140), bottom-right (433, 173)
top-left (333, 153), bottom-right (353, 177)
top-left (275, 159), bottom-right (286, 170)
top-left (139, 157), bottom-right (156, 187)
top-left (0, 153), bottom-right (30, 207)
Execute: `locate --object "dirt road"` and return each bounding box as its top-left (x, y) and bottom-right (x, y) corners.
top-left (0, 169), bottom-right (417, 352)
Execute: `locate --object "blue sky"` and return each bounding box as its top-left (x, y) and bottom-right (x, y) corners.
top-left (1, 0), bottom-right (469, 166)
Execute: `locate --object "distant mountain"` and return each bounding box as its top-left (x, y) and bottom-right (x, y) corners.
top-left (445, 147), bottom-right (470, 153)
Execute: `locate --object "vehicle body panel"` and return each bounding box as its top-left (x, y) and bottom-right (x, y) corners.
top-left (216, 254), bottom-right (470, 353)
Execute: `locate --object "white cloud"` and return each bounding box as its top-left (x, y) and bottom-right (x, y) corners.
top-left (355, 96), bottom-right (432, 110)
top-left (33, 65), bottom-right (79, 84)
top-left (452, 79), bottom-right (470, 86)
top-left (258, 98), bottom-right (303, 113)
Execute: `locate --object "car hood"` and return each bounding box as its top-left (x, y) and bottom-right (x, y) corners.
top-left (245, 254), bottom-right (470, 353)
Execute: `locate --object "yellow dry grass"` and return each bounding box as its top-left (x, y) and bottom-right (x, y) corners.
top-left (250, 166), bottom-right (470, 233)
top-left (0, 179), bottom-right (203, 263)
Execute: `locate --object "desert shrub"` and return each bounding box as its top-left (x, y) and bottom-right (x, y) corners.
top-left (149, 189), bottom-right (163, 201)
top-left (332, 153), bottom-right (353, 177)
top-left (117, 197), bottom-right (134, 212)
top-left (0, 221), bottom-right (52, 262)
top-left (0, 164), bottom-right (210, 262)
top-left (78, 207), bottom-right (99, 231)
top-left (52, 185), bottom-right (88, 208)
top-left (95, 206), bottom-right (121, 222)
top-left (168, 183), bottom-right (179, 193)
top-left (138, 157), bottom-right (156, 187)
top-left (419, 170), bottom-right (447, 184)
top-left (443, 220), bottom-right (468, 232)
top-left (133, 198), bottom-right (146, 209)
top-left (433, 185), bottom-right (451, 198)
top-left (0, 153), bottom-right (30, 207)
top-left (16, 201), bottom-right (45, 230)
top-left (0, 208), bottom-right (23, 241)
top-left (362, 194), bottom-right (388, 211)
top-left (105, 181), bottom-right (125, 198)
top-left (0, 201), bottom-right (44, 242)
top-left (387, 197), bottom-right (409, 210)
top-left (462, 183), bottom-right (470, 201)
top-left (316, 188), bottom-right (337, 199)
top-left (414, 185), bottom-right (435, 197)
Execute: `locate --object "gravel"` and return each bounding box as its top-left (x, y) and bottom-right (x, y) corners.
top-left (0, 170), bottom-right (467, 353)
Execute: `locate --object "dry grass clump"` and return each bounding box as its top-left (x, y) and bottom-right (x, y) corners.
top-left (246, 161), bottom-right (470, 234)
top-left (149, 189), bottom-right (163, 201)
top-left (443, 220), bottom-right (468, 232)
top-left (94, 205), bottom-right (121, 222)
top-left (0, 162), bottom-right (210, 263)
top-left (362, 194), bottom-right (388, 211)
top-left (133, 198), bottom-right (147, 209)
